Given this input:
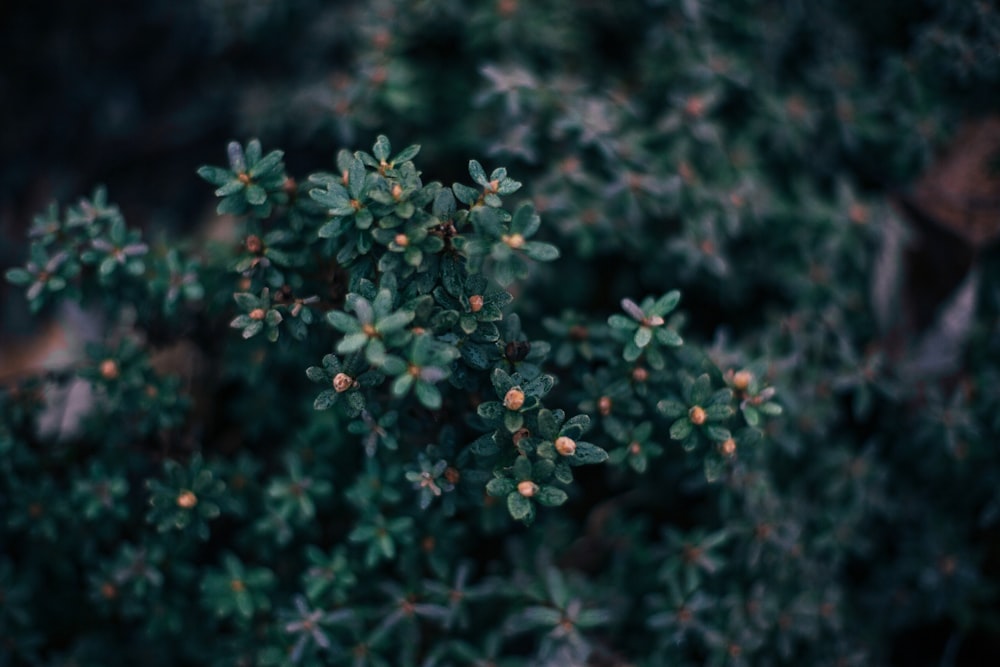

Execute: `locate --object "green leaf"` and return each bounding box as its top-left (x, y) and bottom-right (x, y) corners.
top-left (705, 404), bottom-right (734, 421)
top-left (634, 325), bottom-right (653, 348)
top-left (249, 150), bottom-right (284, 178)
top-left (566, 441), bottom-right (606, 465)
top-left (535, 487), bottom-right (568, 507)
top-left (486, 476), bottom-right (513, 496)
top-left (504, 410), bottom-right (524, 433)
top-left (477, 401), bottom-right (505, 421)
top-left (537, 409), bottom-right (561, 440)
top-left (5, 268), bottom-right (32, 286)
top-left (392, 144), bottom-right (421, 164)
top-left (241, 321), bottom-right (263, 339)
top-left (471, 433), bottom-right (500, 457)
top-left (461, 343), bottom-right (493, 370)
top-left (245, 185), bottom-right (267, 206)
top-left (507, 493), bottom-right (533, 521)
top-left (326, 310), bottom-right (361, 333)
top-left (414, 381), bottom-right (442, 410)
top-left (670, 418), bottom-right (693, 440)
top-left (651, 290), bottom-right (681, 316)
top-left (690, 374), bottom-right (712, 405)
top-left (563, 414), bottom-right (591, 438)
top-left (513, 454), bottom-right (532, 480)
top-left (657, 399), bottom-right (687, 419)
top-left (452, 183), bottom-right (480, 206)
top-left (392, 373), bottom-right (414, 398)
top-left (197, 165), bottom-right (233, 186)
top-left (314, 390), bottom-right (338, 410)
top-left (373, 135), bottom-right (392, 161)
top-left (655, 328), bottom-right (683, 346)
top-left (375, 310), bottom-right (414, 333)
top-left (521, 241), bottom-right (560, 261)
top-left (337, 332), bottom-right (369, 354)
top-left (469, 159), bottom-right (488, 186)
top-left (706, 425), bottom-right (732, 442)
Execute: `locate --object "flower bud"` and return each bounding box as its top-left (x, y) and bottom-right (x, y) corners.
top-left (517, 480), bottom-right (538, 497)
top-left (332, 372), bottom-right (354, 393)
top-left (555, 436), bottom-right (577, 456)
top-left (504, 387), bottom-right (525, 411)
top-left (688, 405), bottom-right (707, 425)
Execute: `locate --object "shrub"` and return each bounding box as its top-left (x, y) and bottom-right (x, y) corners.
top-left (3, 1), bottom-right (1000, 666)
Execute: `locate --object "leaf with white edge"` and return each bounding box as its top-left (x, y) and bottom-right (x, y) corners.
top-left (373, 135), bottom-right (392, 162)
top-left (570, 442), bottom-right (608, 465)
top-left (537, 409), bottom-right (561, 439)
top-left (314, 390), bottom-right (337, 410)
top-left (655, 328), bottom-right (683, 346)
top-left (521, 241), bottom-right (560, 261)
top-left (471, 433), bottom-right (500, 457)
top-left (507, 493), bottom-right (533, 522)
top-left (469, 160), bottom-right (488, 186)
top-left (535, 487), bottom-right (568, 507)
top-left (670, 418), bottom-right (693, 440)
top-left (486, 477), bottom-right (513, 496)
top-left (651, 290), bottom-right (681, 316)
top-left (414, 381), bottom-right (442, 410)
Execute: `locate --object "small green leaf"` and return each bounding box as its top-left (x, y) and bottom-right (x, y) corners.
top-left (486, 476), bottom-right (513, 496)
top-left (5, 268), bottom-right (32, 285)
top-left (521, 242), bottom-right (560, 261)
top-left (414, 381), bottom-right (442, 410)
top-left (535, 487), bottom-right (568, 507)
top-left (670, 418), bottom-right (693, 440)
top-left (373, 135), bottom-right (392, 161)
top-left (469, 159), bottom-right (488, 186)
top-left (507, 493), bottom-right (533, 521)
top-left (571, 442), bottom-right (609, 465)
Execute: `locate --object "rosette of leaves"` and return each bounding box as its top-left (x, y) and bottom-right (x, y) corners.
top-left (433, 272), bottom-right (511, 342)
top-left (725, 367), bottom-right (783, 426)
top-left (266, 453), bottom-right (334, 524)
top-left (152, 248), bottom-right (203, 315)
top-left (533, 409), bottom-right (608, 484)
top-left (485, 454), bottom-right (567, 524)
top-left (5, 243), bottom-right (78, 312)
top-left (382, 333), bottom-right (460, 410)
top-left (197, 139), bottom-right (289, 218)
top-left (302, 545), bottom-right (357, 606)
top-left (145, 453), bottom-right (227, 541)
top-left (475, 368), bottom-right (554, 433)
top-left (230, 288), bottom-right (283, 342)
top-left (608, 290), bottom-right (683, 368)
top-left (200, 552), bottom-right (275, 623)
top-left (461, 201), bottom-right (560, 286)
top-left (233, 229), bottom-right (305, 288)
top-left (348, 512), bottom-right (415, 568)
top-left (326, 287), bottom-right (414, 365)
top-left (657, 373), bottom-right (736, 453)
top-left (79, 215), bottom-right (149, 285)
top-left (455, 159), bottom-right (523, 209)
top-left (604, 418), bottom-right (663, 474)
top-left (543, 311), bottom-right (613, 367)
top-left (306, 353), bottom-right (381, 416)
top-left (405, 454), bottom-right (456, 511)
top-left (310, 137), bottom-right (425, 269)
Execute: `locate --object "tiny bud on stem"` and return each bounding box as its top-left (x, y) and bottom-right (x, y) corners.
top-left (504, 388), bottom-right (526, 411)
top-left (517, 480), bottom-right (538, 497)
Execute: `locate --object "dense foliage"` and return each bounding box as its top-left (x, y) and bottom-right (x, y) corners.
top-left (3, 1), bottom-right (1000, 665)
